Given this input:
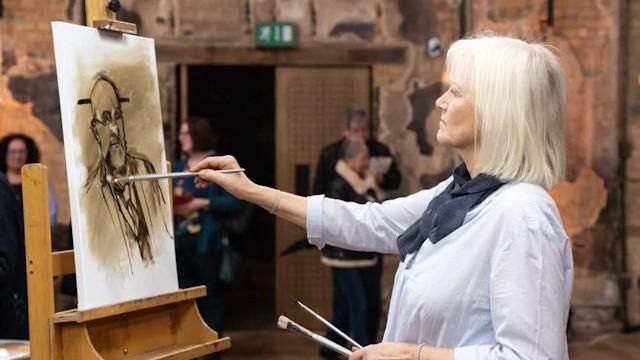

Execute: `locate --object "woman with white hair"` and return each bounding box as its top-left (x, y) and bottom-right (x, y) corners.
top-left (192, 35), bottom-right (572, 360)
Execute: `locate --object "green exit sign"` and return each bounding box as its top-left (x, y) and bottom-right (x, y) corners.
top-left (255, 22), bottom-right (297, 48)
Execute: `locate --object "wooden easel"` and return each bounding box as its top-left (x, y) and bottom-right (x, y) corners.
top-left (21, 2), bottom-right (231, 358)
top-left (23, 164), bottom-right (231, 359)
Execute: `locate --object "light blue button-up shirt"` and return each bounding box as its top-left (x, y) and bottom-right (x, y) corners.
top-left (307, 178), bottom-right (573, 359)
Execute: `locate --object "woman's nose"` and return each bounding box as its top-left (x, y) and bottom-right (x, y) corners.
top-left (435, 94), bottom-right (446, 111)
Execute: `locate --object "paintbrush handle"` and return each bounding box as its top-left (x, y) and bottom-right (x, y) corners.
top-left (297, 300), bottom-right (363, 350)
top-left (113, 168), bottom-right (245, 183)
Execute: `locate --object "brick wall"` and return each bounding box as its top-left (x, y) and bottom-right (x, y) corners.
top-left (0, 0), bottom-right (72, 223)
top-left (554, 0), bottom-right (623, 336)
top-left (624, 0), bottom-right (640, 326)
top-left (466, 0), bottom-right (625, 337)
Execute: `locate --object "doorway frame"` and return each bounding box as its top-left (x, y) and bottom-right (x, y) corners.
top-left (166, 43), bottom-right (406, 134)
top-left (162, 42), bottom-right (407, 322)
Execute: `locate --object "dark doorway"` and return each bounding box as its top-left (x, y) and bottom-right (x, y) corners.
top-left (185, 65), bottom-right (276, 330)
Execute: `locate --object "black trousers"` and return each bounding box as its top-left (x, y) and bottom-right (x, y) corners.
top-left (321, 258), bottom-right (382, 358)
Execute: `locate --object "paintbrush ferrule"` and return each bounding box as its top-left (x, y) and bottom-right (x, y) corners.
top-left (277, 315), bottom-right (352, 358)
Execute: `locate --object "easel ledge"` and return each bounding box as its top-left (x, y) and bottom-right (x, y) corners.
top-left (93, 19), bottom-right (138, 35)
top-left (47, 286), bottom-right (231, 360)
top-left (51, 287), bottom-right (208, 324)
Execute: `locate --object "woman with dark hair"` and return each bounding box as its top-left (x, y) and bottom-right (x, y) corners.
top-left (0, 133), bottom-right (58, 224)
top-left (0, 133), bottom-right (58, 340)
top-left (0, 134), bottom-right (40, 174)
top-left (172, 117), bottom-right (241, 357)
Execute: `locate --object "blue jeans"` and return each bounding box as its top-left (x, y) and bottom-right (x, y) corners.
top-left (323, 259), bottom-right (382, 356)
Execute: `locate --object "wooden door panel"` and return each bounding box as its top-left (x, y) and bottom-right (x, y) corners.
top-left (275, 67), bottom-right (370, 326)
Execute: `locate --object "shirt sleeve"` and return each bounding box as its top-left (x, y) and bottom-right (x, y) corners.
top-left (307, 177), bottom-right (452, 254)
top-left (454, 214), bottom-right (573, 360)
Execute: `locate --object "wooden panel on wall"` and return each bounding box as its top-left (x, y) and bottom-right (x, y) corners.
top-left (275, 67), bottom-right (370, 327)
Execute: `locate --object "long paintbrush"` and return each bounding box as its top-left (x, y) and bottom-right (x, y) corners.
top-left (295, 299), bottom-right (363, 350)
top-left (106, 168), bottom-right (245, 184)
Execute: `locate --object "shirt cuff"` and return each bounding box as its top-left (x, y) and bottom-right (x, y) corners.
top-left (306, 195), bottom-right (325, 249)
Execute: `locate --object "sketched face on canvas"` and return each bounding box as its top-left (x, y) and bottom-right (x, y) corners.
top-left (78, 74), bottom-right (172, 273)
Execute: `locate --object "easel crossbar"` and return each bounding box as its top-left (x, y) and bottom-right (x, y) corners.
top-left (50, 286), bottom-right (207, 324)
top-left (52, 250), bottom-right (75, 277)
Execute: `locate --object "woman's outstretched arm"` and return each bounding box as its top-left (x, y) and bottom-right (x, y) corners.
top-left (193, 155), bottom-right (451, 254)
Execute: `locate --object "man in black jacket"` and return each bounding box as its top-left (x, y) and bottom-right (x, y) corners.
top-left (319, 139), bottom-right (384, 359)
top-left (313, 106), bottom-right (401, 195)
top-left (0, 171), bottom-right (25, 339)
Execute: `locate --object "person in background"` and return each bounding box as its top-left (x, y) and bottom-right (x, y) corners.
top-left (173, 117), bottom-right (242, 359)
top-left (0, 133), bottom-right (58, 340)
top-left (320, 138), bottom-right (385, 359)
top-left (0, 134), bottom-right (58, 225)
top-left (314, 108), bottom-right (397, 358)
top-left (313, 106), bottom-right (401, 196)
top-left (0, 172), bottom-right (25, 339)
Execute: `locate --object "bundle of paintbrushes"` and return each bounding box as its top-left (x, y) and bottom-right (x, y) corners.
top-left (276, 299), bottom-right (364, 358)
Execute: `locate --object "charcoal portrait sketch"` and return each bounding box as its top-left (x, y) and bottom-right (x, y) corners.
top-left (52, 22), bottom-right (178, 310)
top-left (78, 74), bottom-right (171, 269)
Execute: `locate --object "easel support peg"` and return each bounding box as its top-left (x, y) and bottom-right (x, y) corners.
top-left (85, 0), bottom-right (138, 35)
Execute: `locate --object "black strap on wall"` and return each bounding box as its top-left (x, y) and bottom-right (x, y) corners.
top-left (295, 164), bottom-right (310, 196)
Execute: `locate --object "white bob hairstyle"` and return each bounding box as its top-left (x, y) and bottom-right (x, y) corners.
top-left (445, 35), bottom-right (566, 189)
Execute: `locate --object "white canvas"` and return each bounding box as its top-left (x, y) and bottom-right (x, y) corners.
top-left (52, 22), bottom-right (178, 310)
